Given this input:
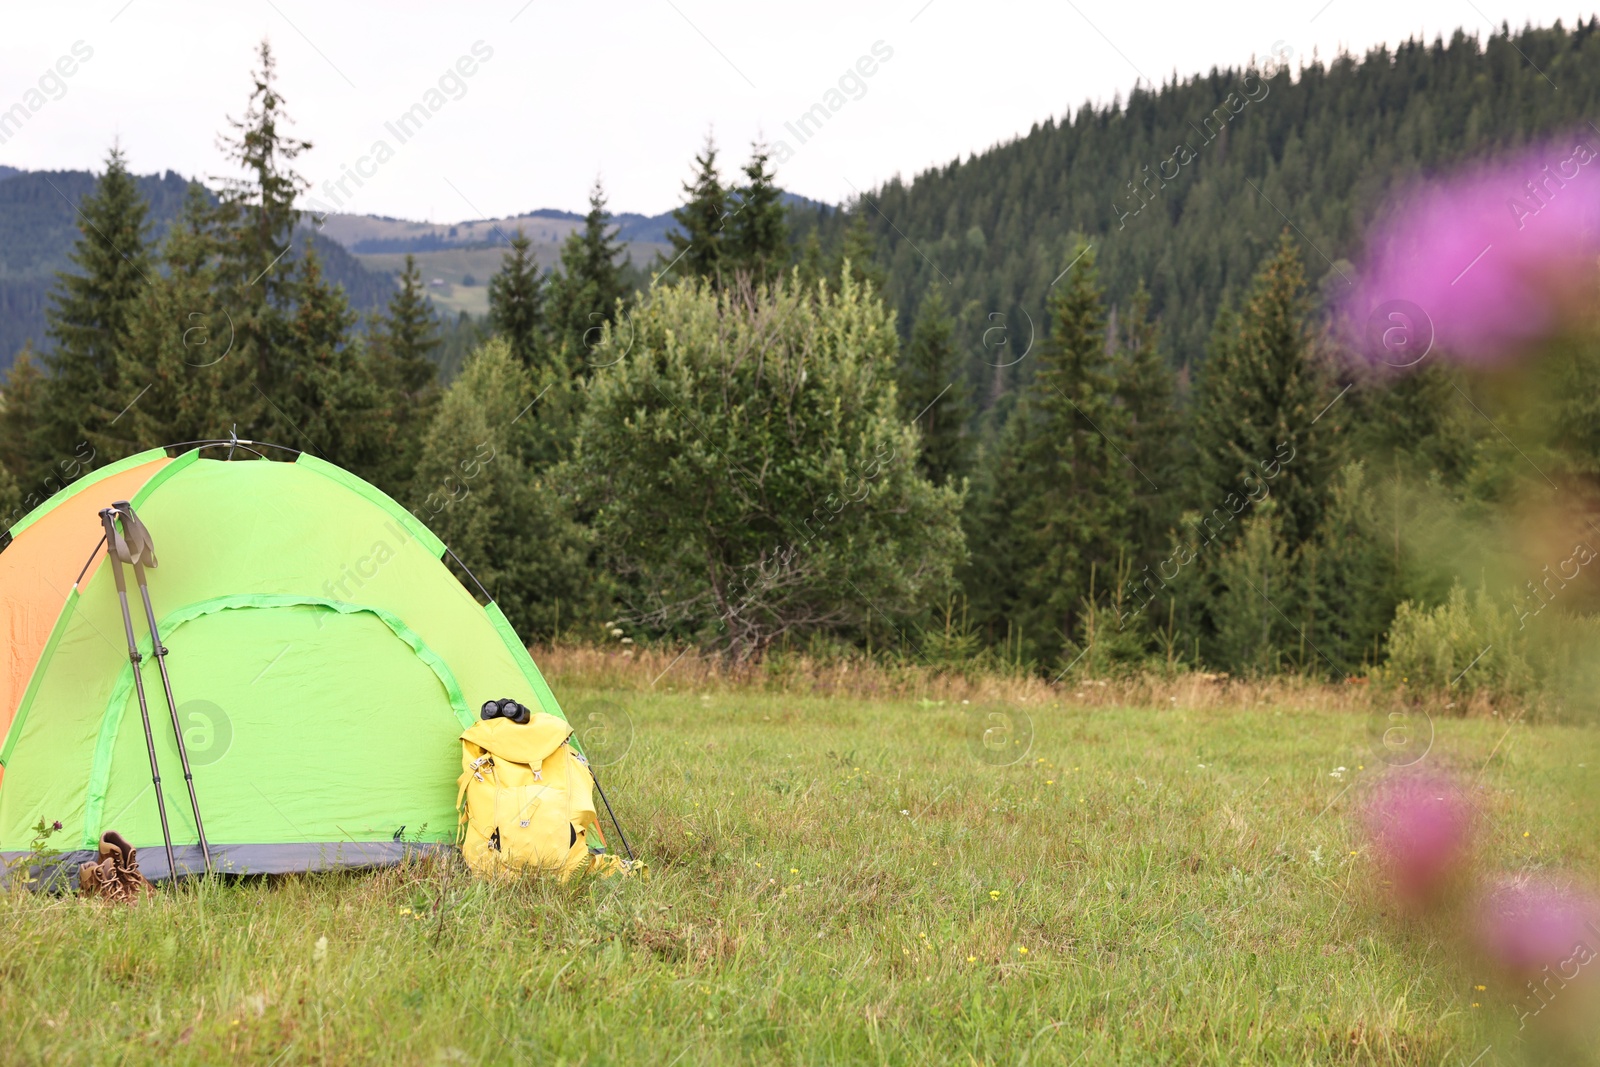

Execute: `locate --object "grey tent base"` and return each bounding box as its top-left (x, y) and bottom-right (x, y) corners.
top-left (3, 840), bottom-right (453, 889)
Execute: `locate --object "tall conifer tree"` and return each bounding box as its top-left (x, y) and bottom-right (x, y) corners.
top-left (40, 146), bottom-right (153, 469)
top-left (899, 288), bottom-right (971, 487)
top-left (1012, 244), bottom-right (1130, 652)
top-left (112, 183), bottom-right (227, 453)
top-left (0, 349), bottom-right (46, 485)
top-left (726, 143), bottom-right (788, 287)
top-left (366, 254), bottom-right (442, 493)
top-left (664, 134), bottom-right (728, 285)
top-left (548, 180), bottom-right (627, 370)
top-left (210, 40), bottom-right (312, 439)
top-left (1188, 233), bottom-right (1337, 550)
top-left (835, 212), bottom-right (886, 294)
top-left (488, 230), bottom-right (548, 371)
top-left (1113, 282), bottom-right (1181, 569)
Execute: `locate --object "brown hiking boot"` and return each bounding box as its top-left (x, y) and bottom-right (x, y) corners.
top-left (79, 832), bottom-right (152, 902)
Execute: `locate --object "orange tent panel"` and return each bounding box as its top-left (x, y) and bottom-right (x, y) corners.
top-left (0, 456), bottom-right (170, 772)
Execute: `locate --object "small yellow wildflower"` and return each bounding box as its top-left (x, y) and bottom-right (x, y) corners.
top-left (1475, 985), bottom-right (1486, 991)
top-left (790, 868), bottom-right (799, 874)
top-left (919, 932), bottom-right (927, 939)
top-left (967, 955), bottom-right (976, 962)
top-left (1017, 946), bottom-right (1029, 955)
top-left (1046, 780), bottom-right (1055, 785)
top-left (989, 890), bottom-right (1000, 899)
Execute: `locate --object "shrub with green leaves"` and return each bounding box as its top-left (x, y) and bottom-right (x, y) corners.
top-left (568, 271), bottom-right (965, 660)
top-left (1382, 580), bottom-right (1538, 697)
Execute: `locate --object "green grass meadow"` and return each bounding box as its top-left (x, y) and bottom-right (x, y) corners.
top-left (4, 689), bottom-right (1597, 1065)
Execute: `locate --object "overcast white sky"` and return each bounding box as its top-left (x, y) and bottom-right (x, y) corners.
top-left (0, 1), bottom-right (1590, 221)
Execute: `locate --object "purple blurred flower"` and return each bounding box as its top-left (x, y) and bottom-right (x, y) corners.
top-left (51, 820), bottom-right (61, 831)
top-left (1362, 771), bottom-right (1473, 904)
top-left (1477, 875), bottom-right (1600, 978)
top-left (1352, 135), bottom-right (1600, 363)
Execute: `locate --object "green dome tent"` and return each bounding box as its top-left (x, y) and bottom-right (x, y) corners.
top-left (0, 445), bottom-right (589, 882)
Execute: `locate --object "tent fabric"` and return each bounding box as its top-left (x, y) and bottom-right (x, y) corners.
top-left (0, 449), bottom-right (574, 880)
top-left (0, 450), bottom-right (172, 772)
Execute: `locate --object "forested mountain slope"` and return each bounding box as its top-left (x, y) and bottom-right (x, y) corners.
top-left (799, 21), bottom-right (1600, 401)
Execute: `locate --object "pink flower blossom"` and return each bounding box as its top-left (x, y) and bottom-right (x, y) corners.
top-left (1352, 136), bottom-right (1600, 363)
top-left (1362, 771), bottom-right (1473, 904)
top-left (1477, 875), bottom-right (1600, 978)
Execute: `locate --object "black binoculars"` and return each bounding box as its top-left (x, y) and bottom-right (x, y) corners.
top-left (480, 698), bottom-right (531, 725)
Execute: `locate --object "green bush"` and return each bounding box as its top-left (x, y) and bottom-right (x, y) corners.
top-left (567, 269), bottom-right (965, 661)
top-left (1383, 581), bottom-right (1533, 695)
top-left (1383, 580), bottom-right (1600, 711)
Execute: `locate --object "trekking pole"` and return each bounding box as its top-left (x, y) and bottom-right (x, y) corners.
top-left (588, 768), bottom-right (636, 864)
top-left (112, 502), bottom-right (213, 876)
top-left (99, 507), bottom-right (178, 880)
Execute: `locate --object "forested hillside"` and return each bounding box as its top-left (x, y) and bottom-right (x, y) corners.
top-left (0, 169), bottom-right (395, 371)
top-left (5, 26), bottom-right (1600, 696)
top-left (798, 20), bottom-right (1600, 396)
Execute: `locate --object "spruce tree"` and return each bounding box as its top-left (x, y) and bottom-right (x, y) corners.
top-left (1113, 282), bottom-right (1181, 569)
top-left (664, 134), bottom-right (728, 285)
top-left (375, 254), bottom-right (441, 395)
top-left (283, 246), bottom-right (382, 472)
top-left (197, 37), bottom-right (370, 462)
top-left (960, 410), bottom-right (1037, 655)
top-left (725, 143), bottom-right (788, 288)
top-left (1010, 243), bottom-right (1131, 655)
top-left (210, 39), bottom-right (312, 440)
top-left (112, 183), bottom-right (228, 453)
top-left (487, 229), bottom-right (548, 371)
top-left (40, 145), bottom-right (153, 469)
top-left (547, 180), bottom-right (626, 371)
top-left (899, 287), bottom-right (971, 486)
top-left (0, 349), bottom-right (46, 484)
top-left (364, 255), bottom-right (441, 494)
top-left (1298, 462), bottom-right (1394, 674)
top-left (834, 212), bottom-right (886, 294)
top-left (1188, 233), bottom-right (1337, 551)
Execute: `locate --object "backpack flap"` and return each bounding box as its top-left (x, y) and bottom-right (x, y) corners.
top-left (459, 712), bottom-right (572, 764)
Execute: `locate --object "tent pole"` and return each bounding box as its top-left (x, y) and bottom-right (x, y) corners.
top-left (98, 508), bottom-right (178, 880)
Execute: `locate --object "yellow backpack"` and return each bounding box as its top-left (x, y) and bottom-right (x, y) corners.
top-left (455, 713), bottom-right (620, 880)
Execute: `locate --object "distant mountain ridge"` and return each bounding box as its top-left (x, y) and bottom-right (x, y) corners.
top-left (320, 190), bottom-right (824, 254)
top-left (0, 171), bottom-right (826, 373)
